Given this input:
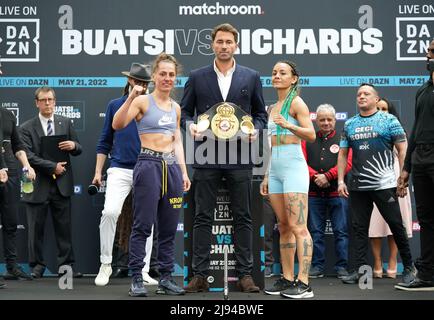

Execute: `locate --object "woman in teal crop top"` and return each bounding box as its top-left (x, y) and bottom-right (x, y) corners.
top-left (260, 61), bottom-right (316, 299)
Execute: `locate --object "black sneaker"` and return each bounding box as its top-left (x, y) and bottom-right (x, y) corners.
top-left (281, 280), bottom-right (314, 299)
top-left (30, 264), bottom-right (46, 279)
top-left (336, 268), bottom-right (349, 279)
top-left (395, 277), bottom-right (434, 291)
top-left (0, 281), bottom-right (6, 289)
top-left (129, 276), bottom-right (148, 297)
top-left (401, 265), bottom-right (416, 285)
top-left (4, 267), bottom-right (33, 281)
top-left (341, 270), bottom-right (360, 284)
top-left (264, 277), bottom-right (295, 295)
top-left (309, 266), bottom-right (325, 278)
top-left (156, 277), bottom-right (185, 295)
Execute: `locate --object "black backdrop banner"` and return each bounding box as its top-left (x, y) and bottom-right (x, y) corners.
top-left (0, 0), bottom-right (431, 274)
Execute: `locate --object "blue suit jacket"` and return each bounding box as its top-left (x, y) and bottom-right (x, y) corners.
top-left (181, 64), bottom-right (267, 169)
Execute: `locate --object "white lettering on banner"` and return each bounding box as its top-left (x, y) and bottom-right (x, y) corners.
top-left (0, 6), bottom-right (37, 16)
top-left (212, 225), bottom-right (233, 235)
top-left (178, 2), bottom-right (262, 16)
top-left (211, 244), bottom-right (234, 254)
top-left (6, 107), bottom-right (19, 125)
top-left (0, 19), bottom-right (39, 61)
top-left (398, 5), bottom-right (434, 15)
top-left (396, 17), bottom-right (434, 61)
top-left (62, 28), bottom-right (383, 56)
top-left (55, 106), bottom-right (81, 119)
top-left (310, 112), bottom-right (347, 121)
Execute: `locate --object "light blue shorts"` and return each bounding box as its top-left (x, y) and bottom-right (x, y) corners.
top-left (268, 144), bottom-right (309, 194)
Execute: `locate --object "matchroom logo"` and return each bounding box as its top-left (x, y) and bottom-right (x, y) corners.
top-left (396, 17), bottom-right (434, 61)
top-left (0, 19), bottom-right (39, 61)
top-left (179, 2), bottom-right (263, 15)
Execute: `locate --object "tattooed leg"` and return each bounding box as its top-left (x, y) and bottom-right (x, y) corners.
top-left (279, 240), bottom-right (296, 281)
top-left (286, 193), bottom-right (313, 284)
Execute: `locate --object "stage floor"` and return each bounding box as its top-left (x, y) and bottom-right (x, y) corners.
top-left (0, 275), bottom-right (433, 300)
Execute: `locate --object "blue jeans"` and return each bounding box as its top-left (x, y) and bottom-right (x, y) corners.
top-left (308, 196), bottom-right (349, 271)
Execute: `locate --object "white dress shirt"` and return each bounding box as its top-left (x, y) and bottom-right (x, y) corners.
top-left (38, 113), bottom-right (55, 136)
top-left (214, 59), bottom-right (236, 101)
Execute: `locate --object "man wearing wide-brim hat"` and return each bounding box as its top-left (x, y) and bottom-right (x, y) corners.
top-left (92, 62), bottom-right (159, 287)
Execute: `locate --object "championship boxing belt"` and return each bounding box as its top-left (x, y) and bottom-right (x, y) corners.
top-left (196, 102), bottom-right (255, 140)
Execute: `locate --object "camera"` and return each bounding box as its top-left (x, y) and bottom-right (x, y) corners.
top-left (88, 173), bottom-right (106, 195)
top-left (88, 184), bottom-right (99, 195)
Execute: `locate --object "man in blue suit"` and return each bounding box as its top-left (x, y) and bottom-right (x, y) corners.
top-left (181, 23), bottom-right (267, 293)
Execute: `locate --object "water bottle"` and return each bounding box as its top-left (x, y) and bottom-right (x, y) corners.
top-left (21, 167), bottom-right (34, 194)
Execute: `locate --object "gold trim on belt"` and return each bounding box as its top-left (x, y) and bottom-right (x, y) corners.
top-left (196, 102), bottom-right (255, 140)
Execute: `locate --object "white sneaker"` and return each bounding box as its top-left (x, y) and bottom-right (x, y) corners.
top-left (95, 264), bottom-right (112, 286)
top-left (142, 271), bottom-right (158, 285)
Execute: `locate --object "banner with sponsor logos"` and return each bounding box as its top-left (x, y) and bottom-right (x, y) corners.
top-left (0, 0), bottom-right (431, 274)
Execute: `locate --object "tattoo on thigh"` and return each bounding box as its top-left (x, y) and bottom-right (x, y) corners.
top-left (296, 200), bottom-right (306, 225)
top-left (280, 243), bottom-right (296, 249)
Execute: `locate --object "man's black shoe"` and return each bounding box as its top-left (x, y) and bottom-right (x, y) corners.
top-left (395, 277), bottom-right (434, 291)
top-left (156, 277), bottom-right (185, 295)
top-left (4, 267), bottom-right (33, 280)
top-left (58, 271), bottom-right (83, 278)
top-left (112, 268), bottom-right (129, 278)
top-left (31, 264), bottom-right (46, 279)
top-left (58, 266), bottom-right (83, 278)
top-left (341, 271), bottom-right (360, 284)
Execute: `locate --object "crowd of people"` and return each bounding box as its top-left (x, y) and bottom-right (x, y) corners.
top-left (1, 26), bottom-right (433, 298)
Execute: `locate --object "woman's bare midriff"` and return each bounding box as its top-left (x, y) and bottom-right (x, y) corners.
top-left (270, 134), bottom-right (300, 147)
top-left (140, 132), bottom-right (174, 152)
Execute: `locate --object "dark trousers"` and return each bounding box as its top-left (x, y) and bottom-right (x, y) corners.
top-left (349, 188), bottom-right (413, 270)
top-left (192, 168), bottom-right (253, 278)
top-left (26, 183), bottom-right (74, 268)
top-left (0, 175), bottom-right (20, 269)
top-left (412, 164), bottom-right (434, 280)
top-left (308, 196), bottom-right (349, 271)
top-left (113, 221), bottom-right (159, 271)
top-left (129, 155), bottom-right (183, 278)
top-left (263, 196), bottom-right (277, 267)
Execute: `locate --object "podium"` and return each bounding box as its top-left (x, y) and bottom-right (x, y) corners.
top-left (184, 178), bottom-right (264, 291)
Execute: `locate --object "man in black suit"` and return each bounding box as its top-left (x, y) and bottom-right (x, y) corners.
top-left (0, 107), bottom-right (6, 289)
top-left (0, 64), bottom-right (8, 288)
top-left (181, 23), bottom-right (267, 293)
top-left (0, 64), bottom-right (8, 186)
top-left (20, 86), bottom-right (82, 278)
top-left (0, 107), bottom-right (36, 281)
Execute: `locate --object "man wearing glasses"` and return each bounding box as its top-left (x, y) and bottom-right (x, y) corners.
top-left (396, 40), bottom-right (434, 291)
top-left (20, 86), bottom-right (83, 279)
